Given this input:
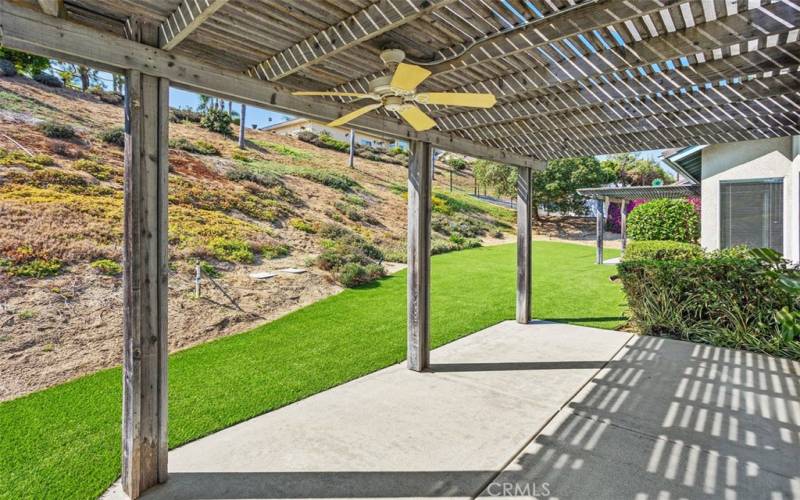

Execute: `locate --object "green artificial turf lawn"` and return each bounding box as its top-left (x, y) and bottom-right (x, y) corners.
top-left (0, 242), bottom-right (624, 499)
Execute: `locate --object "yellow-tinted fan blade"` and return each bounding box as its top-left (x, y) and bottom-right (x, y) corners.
top-left (390, 63), bottom-right (432, 91)
top-left (328, 102), bottom-right (383, 128)
top-left (414, 92), bottom-right (496, 108)
top-left (398, 106), bottom-right (437, 132)
top-left (293, 91), bottom-right (377, 100)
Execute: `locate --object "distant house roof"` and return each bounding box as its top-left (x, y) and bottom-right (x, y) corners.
top-left (578, 183), bottom-right (700, 201)
top-left (260, 117), bottom-right (309, 131)
top-left (661, 145), bottom-right (705, 183)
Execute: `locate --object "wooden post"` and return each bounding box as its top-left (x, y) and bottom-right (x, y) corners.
top-left (238, 103), bottom-right (246, 149)
top-left (122, 21), bottom-right (169, 499)
top-left (516, 166), bottom-right (532, 324)
top-left (407, 141), bottom-right (432, 372)
top-left (619, 199), bottom-right (627, 255)
top-left (595, 198), bottom-right (605, 264)
top-left (348, 129), bottom-right (355, 168)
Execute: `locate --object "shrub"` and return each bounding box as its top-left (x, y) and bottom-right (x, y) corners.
top-left (623, 240), bottom-right (703, 261)
top-left (0, 149), bottom-right (54, 169)
top-left (337, 262), bottom-right (385, 288)
top-left (318, 133), bottom-right (349, 152)
top-left (170, 107), bottom-right (203, 123)
top-left (169, 138), bottom-right (220, 155)
top-left (207, 237), bottom-right (253, 263)
top-left (200, 108), bottom-right (233, 136)
top-left (627, 198), bottom-right (700, 243)
top-left (314, 223), bottom-right (385, 285)
top-left (33, 72), bottom-right (63, 88)
top-left (198, 261), bottom-right (219, 278)
top-left (226, 166), bottom-right (281, 188)
top-left (99, 127), bottom-right (125, 147)
top-left (446, 157), bottom-right (468, 171)
top-left (1, 258), bottom-right (63, 278)
top-left (618, 257), bottom-right (800, 359)
top-left (73, 159), bottom-right (114, 180)
top-left (0, 59), bottom-right (17, 77)
top-left (38, 121), bottom-right (76, 139)
top-left (90, 259), bottom-right (121, 275)
top-left (289, 218), bottom-right (316, 233)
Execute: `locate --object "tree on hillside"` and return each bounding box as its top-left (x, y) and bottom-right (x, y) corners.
top-left (531, 156), bottom-right (614, 219)
top-left (0, 48), bottom-right (50, 76)
top-left (601, 153), bottom-right (674, 186)
top-left (472, 160), bottom-right (516, 199)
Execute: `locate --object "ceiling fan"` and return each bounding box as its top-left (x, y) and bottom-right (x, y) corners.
top-left (292, 49), bottom-right (497, 132)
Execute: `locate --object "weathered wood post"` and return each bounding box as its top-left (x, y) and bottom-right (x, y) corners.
top-left (619, 199), bottom-right (627, 255)
top-left (595, 198), bottom-right (605, 264)
top-left (407, 141), bottom-right (432, 371)
top-left (122, 20), bottom-right (169, 499)
top-left (348, 129), bottom-right (355, 168)
top-left (238, 103), bottom-right (246, 149)
top-left (516, 166), bottom-right (532, 324)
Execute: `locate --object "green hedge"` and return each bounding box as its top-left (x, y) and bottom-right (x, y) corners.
top-left (618, 257), bottom-right (800, 359)
top-left (623, 240), bottom-right (703, 261)
top-left (627, 198), bottom-right (699, 243)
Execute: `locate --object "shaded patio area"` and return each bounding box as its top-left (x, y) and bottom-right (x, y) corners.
top-left (103, 321), bottom-right (799, 499)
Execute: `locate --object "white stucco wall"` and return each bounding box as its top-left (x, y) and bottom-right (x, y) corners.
top-left (700, 136), bottom-right (797, 258)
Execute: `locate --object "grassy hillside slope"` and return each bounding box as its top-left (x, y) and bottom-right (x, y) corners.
top-left (0, 75), bottom-right (514, 399)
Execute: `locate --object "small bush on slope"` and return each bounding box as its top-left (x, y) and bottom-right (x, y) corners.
top-left (98, 127), bottom-right (125, 147)
top-left (37, 121), bottom-right (76, 139)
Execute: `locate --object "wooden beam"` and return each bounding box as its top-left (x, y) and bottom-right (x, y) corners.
top-left (483, 104), bottom-right (800, 147)
top-left (455, 77), bottom-right (800, 141)
top-left (620, 201), bottom-right (627, 255)
top-left (437, 42), bottom-right (800, 131)
top-left (516, 166), bottom-right (534, 324)
top-left (407, 141), bottom-right (432, 371)
top-left (509, 124), bottom-right (800, 160)
top-left (159, 0), bottom-right (231, 50)
top-left (37, 0), bottom-right (63, 17)
top-left (429, 0), bottom-right (787, 105)
top-left (335, 0), bottom-right (684, 96)
top-left (251, 0), bottom-right (456, 81)
top-left (595, 199), bottom-right (605, 264)
top-left (121, 26), bottom-right (170, 498)
top-left (0, 1), bottom-right (537, 168)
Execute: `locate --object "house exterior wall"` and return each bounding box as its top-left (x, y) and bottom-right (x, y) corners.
top-left (700, 136), bottom-right (796, 259)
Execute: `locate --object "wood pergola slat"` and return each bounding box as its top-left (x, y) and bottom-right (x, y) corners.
top-left (159, 0), bottom-right (231, 50)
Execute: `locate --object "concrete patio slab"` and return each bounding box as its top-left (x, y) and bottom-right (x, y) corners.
top-left (103, 321), bottom-right (630, 499)
top-left (480, 335), bottom-right (800, 499)
top-left (103, 321), bottom-right (800, 500)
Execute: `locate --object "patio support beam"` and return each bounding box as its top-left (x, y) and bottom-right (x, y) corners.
top-left (407, 141), bottom-right (432, 371)
top-left (619, 200), bottom-right (627, 255)
top-left (516, 166), bottom-right (533, 324)
top-left (595, 199), bottom-right (605, 265)
top-left (122, 21), bottom-right (169, 500)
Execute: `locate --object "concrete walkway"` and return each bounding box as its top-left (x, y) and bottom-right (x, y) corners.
top-left (104, 321), bottom-right (800, 499)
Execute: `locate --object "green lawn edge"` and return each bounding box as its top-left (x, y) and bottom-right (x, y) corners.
top-left (0, 242), bottom-right (624, 499)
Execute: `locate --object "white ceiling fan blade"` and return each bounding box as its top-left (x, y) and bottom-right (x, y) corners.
top-left (398, 106), bottom-right (437, 132)
top-left (328, 102), bottom-right (384, 128)
top-left (414, 92), bottom-right (496, 108)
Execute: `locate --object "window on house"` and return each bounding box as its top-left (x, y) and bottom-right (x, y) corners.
top-left (720, 179), bottom-right (783, 252)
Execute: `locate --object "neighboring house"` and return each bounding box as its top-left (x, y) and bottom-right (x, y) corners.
top-left (261, 117), bottom-right (403, 149)
top-left (665, 137), bottom-right (800, 260)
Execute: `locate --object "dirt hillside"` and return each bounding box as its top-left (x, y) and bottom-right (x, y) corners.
top-left (0, 75), bottom-right (515, 400)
